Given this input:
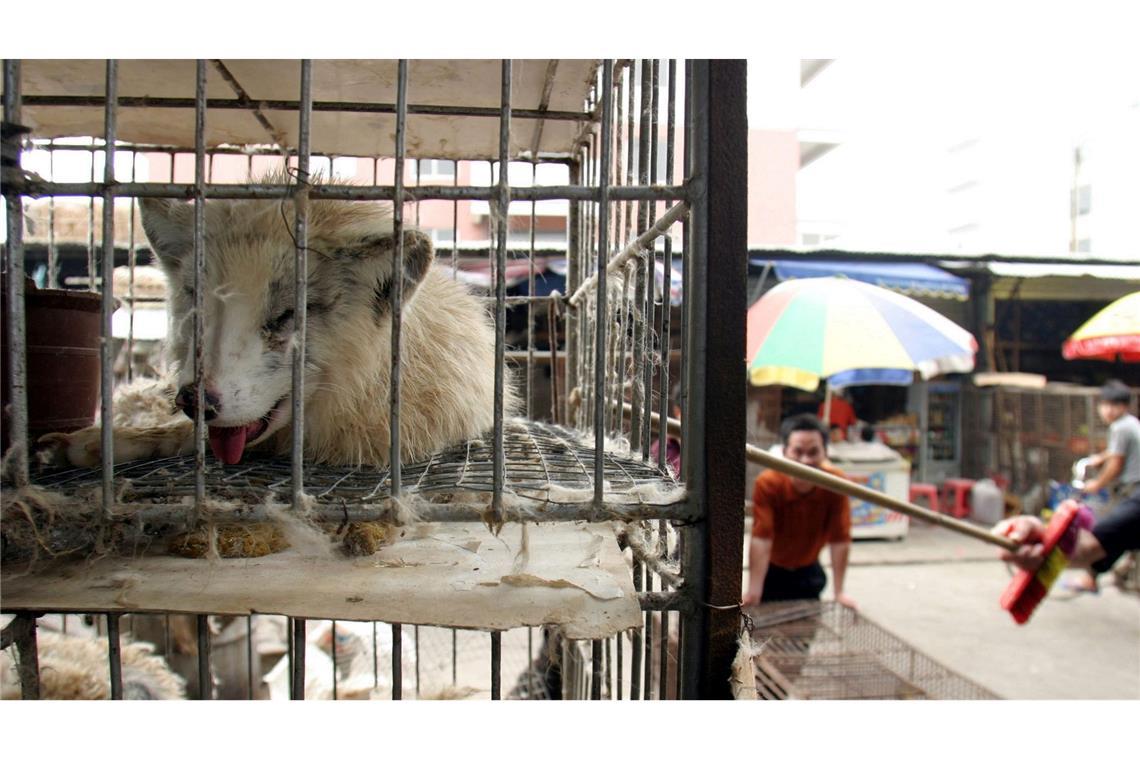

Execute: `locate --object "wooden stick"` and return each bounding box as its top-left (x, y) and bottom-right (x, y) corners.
top-left (625, 403), bottom-right (1018, 551)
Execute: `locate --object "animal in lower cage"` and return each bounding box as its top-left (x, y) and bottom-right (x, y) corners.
top-left (44, 177), bottom-right (516, 469)
top-left (0, 629), bottom-right (186, 700)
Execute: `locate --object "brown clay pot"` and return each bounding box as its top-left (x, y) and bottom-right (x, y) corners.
top-left (2, 276), bottom-right (104, 453)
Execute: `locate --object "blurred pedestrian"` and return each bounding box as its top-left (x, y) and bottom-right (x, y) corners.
top-left (1067, 380), bottom-right (1139, 592)
top-left (818, 387), bottom-right (859, 441)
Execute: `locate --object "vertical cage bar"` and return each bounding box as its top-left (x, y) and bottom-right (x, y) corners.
top-left (565, 160), bottom-right (580, 426)
top-left (47, 141), bottom-right (59, 288)
top-left (610, 262), bottom-right (629, 437)
top-left (657, 59), bottom-right (677, 471)
top-left (624, 62), bottom-right (637, 249)
top-left (291, 60), bottom-right (313, 509)
top-left (590, 639), bottom-right (603, 700)
top-left (616, 632), bottom-right (623, 700)
top-left (492, 60), bottom-right (511, 525)
top-left (579, 141), bottom-right (592, 430)
top-left (608, 68), bottom-right (627, 439)
top-left (641, 59), bottom-right (660, 459)
top-left (614, 65), bottom-right (627, 273)
top-left (198, 613), bottom-right (212, 700)
top-left (106, 613), bottom-right (123, 700)
top-left (592, 60), bottom-right (615, 507)
top-left (451, 627), bottom-right (458, 685)
top-left (630, 555), bottom-right (642, 700)
top-left (373, 622), bottom-right (380, 690)
top-left (126, 151), bottom-right (138, 383)
top-left (658, 60), bottom-right (678, 700)
top-left (10, 614), bottom-right (40, 699)
top-left (2, 60), bottom-right (29, 485)
top-left (290, 618), bottom-right (305, 700)
top-left (99, 60), bottom-right (118, 517)
top-left (675, 606), bottom-right (684, 698)
top-left (526, 162), bottom-right (537, 419)
top-left (286, 616), bottom-right (293, 695)
top-left (414, 625), bottom-right (420, 697)
top-left (392, 623), bottom-right (402, 700)
top-left (630, 59), bottom-right (651, 454)
top-left (644, 563), bottom-right (655, 699)
top-left (659, 608), bottom-right (671, 699)
top-left (246, 615), bottom-right (255, 699)
top-left (192, 60), bottom-right (208, 511)
top-left (87, 146), bottom-right (96, 291)
top-left (390, 60), bottom-right (408, 496)
top-left (331, 620), bottom-right (338, 700)
top-left (604, 635), bottom-right (611, 699)
top-left (451, 160), bottom-right (459, 277)
top-left (679, 59), bottom-right (747, 700)
top-left (679, 63), bottom-right (692, 475)
top-left (490, 630), bottom-right (502, 700)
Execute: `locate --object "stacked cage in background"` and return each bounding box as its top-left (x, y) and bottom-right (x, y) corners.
top-left (749, 602), bottom-right (996, 700)
top-left (960, 383), bottom-right (1121, 499)
top-left (1, 59), bottom-right (748, 699)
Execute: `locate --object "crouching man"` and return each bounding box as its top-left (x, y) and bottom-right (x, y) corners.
top-left (742, 414), bottom-right (857, 609)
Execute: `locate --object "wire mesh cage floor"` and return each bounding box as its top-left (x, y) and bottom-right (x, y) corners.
top-left (747, 601), bottom-right (997, 700)
top-left (30, 419), bottom-right (677, 500)
top-left (3, 419), bottom-right (686, 561)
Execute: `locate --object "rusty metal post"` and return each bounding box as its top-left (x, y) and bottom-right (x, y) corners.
top-left (679, 59), bottom-right (747, 700)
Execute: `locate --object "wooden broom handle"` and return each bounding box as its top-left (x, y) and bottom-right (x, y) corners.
top-left (627, 402), bottom-right (1018, 551)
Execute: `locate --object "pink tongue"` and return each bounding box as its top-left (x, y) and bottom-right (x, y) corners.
top-left (208, 426), bottom-right (248, 465)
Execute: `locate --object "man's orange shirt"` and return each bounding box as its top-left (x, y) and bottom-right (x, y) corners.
top-left (751, 462), bottom-right (852, 570)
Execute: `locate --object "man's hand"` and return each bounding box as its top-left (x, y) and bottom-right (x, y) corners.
top-left (993, 515), bottom-right (1047, 571)
top-left (835, 592), bottom-right (858, 610)
top-left (741, 588), bottom-right (762, 607)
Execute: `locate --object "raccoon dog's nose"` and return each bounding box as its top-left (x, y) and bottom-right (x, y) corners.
top-left (175, 384), bottom-right (222, 422)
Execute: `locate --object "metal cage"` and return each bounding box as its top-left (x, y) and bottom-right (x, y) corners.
top-left (1, 59), bottom-right (746, 700)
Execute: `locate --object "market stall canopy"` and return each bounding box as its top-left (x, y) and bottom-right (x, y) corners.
top-left (751, 257), bottom-right (969, 300)
top-left (982, 263), bottom-right (1140, 301)
top-left (1062, 290), bottom-right (1140, 362)
top-left (7, 60), bottom-right (599, 160)
top-left (747, 276), bottom-right (978, 392)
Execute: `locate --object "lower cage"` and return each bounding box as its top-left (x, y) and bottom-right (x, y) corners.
top-left (1, 611), bottom-right (684, 700)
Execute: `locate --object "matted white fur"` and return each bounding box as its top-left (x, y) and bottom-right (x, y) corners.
top-left (44, 181), bottom-right (518, 470)
top-left (730, 631), bottom-right (762, 700)
top-left (0, 630), bottom-right (185, 700)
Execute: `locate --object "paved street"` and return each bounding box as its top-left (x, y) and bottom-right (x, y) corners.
top-left (806, 519), bottom-right (1139, 699)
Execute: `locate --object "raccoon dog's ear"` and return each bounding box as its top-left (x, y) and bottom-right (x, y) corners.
top-left (336, 229), bottom-right (435, 316)
top-left (139, 198), bottom-right (195, 270)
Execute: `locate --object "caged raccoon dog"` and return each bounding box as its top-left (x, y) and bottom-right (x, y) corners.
top-left (44, 178), bottom-right (518, 470)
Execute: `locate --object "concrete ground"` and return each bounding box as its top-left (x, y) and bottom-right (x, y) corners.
top-left (744, 517), bottom-right (1140, 699)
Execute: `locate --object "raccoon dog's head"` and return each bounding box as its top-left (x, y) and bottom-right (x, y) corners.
top-left (140, 195), bottom-right (433, 465)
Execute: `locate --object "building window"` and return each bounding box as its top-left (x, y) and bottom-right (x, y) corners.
top-left (1077, 238), bottom-right (1091, 253)
top-left (426, 228), bottom-right (455, 245)
top-left (800, 232), bottom-right (839, 247)
top-left (412, 159), bottom-right (457, 181)
top-left (1072, 185), bottom-right (1091, 216)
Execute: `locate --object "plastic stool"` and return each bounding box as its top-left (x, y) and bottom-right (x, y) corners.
top-left (941, 478), bottom-right (976, 519)
top-left (908, 483), bottom-right (939, 511)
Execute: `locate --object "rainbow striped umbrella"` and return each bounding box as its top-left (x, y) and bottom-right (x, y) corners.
top-left (747, 276), bottom-right (978, 391)
top-left (1062, 291), bottom-right (1140, 362)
